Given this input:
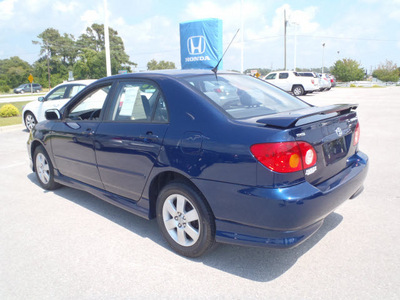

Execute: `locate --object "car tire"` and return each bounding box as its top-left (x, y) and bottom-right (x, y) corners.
top-left (33, 145), bottom-right (61, 191)
top-left (292, 85), bottom-right (304, 96)
top-left (156, 182), bottom-right (215, 257)
top-left (24, 112), bottom-right (37, 131)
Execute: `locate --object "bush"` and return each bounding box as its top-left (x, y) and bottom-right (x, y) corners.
top-left (0, 104), bottom-right (20, 117)
top-left (350, 84), bottom-right (357, 88)
top-left (0, 85), bottom-right (10, 93)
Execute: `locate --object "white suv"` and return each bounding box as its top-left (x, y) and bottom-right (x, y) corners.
top-left (264, 71), bottom-right (318, 96)
top-left (22, 80), bottom-right (95, 130)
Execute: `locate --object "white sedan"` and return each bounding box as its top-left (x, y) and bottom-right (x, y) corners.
top-left (22, 80), bottom-right (95, 130)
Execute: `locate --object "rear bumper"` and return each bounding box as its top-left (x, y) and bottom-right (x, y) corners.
top-left (194, 151), bottom-right (368, 248)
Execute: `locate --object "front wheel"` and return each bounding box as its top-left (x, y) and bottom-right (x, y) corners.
top-left (156, 182), bottom-right (215, 257)
top-left (292, 85), bottom-right (305, 96)
top-left (24, 112), bottom-right (37, 131)
top-left (33, 145), bottom-right (61, 190)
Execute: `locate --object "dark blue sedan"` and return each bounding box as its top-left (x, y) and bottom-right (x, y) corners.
top-left (27, 70), bottom-right (368, 257)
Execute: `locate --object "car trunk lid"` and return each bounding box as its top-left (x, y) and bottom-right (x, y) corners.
top-left (256, 104), bottom-right (360, 186)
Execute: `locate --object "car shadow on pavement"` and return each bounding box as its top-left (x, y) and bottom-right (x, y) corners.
top-left (198, 211), bottom-right (343, 282)
top-left (27, 173), bottom-right (343, 282)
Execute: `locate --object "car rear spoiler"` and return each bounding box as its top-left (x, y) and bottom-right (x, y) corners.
top-left (256, 104), bottom-right (358, 128)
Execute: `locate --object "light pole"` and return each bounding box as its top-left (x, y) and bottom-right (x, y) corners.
top-left (284, 10), bottom-right (288, 70)
top-left (322, 43), bottom-right (326, 73)
top-left (292, 22), bottom-right (298, 71)
top-left (104, 0), bottom-right (111, 76)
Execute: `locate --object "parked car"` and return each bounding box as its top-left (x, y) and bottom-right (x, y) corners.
top-left (22, 80), bottom-right (95, 130)
top-left (27, 70), bottom-right (368, 257)
top-left (14, 83), bottom-right (42, 94)
top-left (264, 71), bottom-right (318, 96)
top-left (328, 74), bottom-right (337, 87)
top-left (318, 73), bottom-right (332, 91)
top-left (298, 72), bottom-right (320, 92)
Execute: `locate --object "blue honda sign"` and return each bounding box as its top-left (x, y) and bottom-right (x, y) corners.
top-left (180, 18), bottom-right (223, 70)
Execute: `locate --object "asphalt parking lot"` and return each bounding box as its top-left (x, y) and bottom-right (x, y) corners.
top-left (1, 87), bottom-right (399, 299)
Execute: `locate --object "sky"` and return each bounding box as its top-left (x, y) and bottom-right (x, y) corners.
top-left (1, 0), bottom-right (400, 73)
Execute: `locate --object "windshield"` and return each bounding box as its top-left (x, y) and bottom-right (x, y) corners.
top-left (183, 74), bottom-right (310, 119)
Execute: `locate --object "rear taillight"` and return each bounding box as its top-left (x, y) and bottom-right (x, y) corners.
top-left (353, 122), bottom-right (360, 146)
top-left (250, 142), bottom-right (317, 173)
top-left (311, 79), bottom-right (315, 84)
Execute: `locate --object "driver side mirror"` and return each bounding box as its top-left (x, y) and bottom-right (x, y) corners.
top-left (45, 109), bottom-right (61, 120)
top-left (38, 96), bottom-right (45, 102)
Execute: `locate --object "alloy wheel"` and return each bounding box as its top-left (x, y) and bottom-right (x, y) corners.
top-left (36, 153), bottom-right (50, 185)
top-left (162, 193), bottom-right (201, 247)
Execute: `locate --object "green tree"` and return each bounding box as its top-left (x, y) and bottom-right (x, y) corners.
top-left (77, 23), bottom-right (136, 76)
top-left (73, 49), bottom-right (106, 79)
top-left (372, 60), bottom-right (399, 82)
top-left (147, 59), bottom-right (176, 70)
top-left (331, 59), bottom-right (365, 82)
top-left (32, 28), bottom-right (74, 88)
top-left (0, 56), bottom-right (33, 88)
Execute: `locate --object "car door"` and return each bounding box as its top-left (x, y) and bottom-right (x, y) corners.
top-left (277, 72), bottom-right (291, 91)
top-left (94, 80), bottom-right (169, 201)
top-left (50, 82), bottom-right (113, 189)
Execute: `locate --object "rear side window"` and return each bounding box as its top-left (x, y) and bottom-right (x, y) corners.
top-left (279, 73), bottom-right (289, 79)
top-left (183, 74), bottom-right (310, 119)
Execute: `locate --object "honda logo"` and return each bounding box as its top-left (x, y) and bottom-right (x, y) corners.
top-left (187, 36), bottom-right (206, 55)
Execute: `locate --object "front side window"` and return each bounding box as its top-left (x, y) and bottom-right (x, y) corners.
top-left (68, 85), bottom-right (86, 98)
top-left (183, 74), bottom-right (310, 119)
top-left (66, 84), bottom-right (112, 121)
top-left (110, 81), bottom-right (168, 123)
top-left (47, 86), bottom-right (67, 101)
top-left (265, 73), bottom-right (276, 79)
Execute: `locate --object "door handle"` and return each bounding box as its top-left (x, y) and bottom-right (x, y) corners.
top-left (139, 131), bottom-right (159, 142)
top-left (82, 128), bottom-right (94, 136)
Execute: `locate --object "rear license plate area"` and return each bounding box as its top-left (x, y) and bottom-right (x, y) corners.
top-left (323, 137), bottom-right (347, 164)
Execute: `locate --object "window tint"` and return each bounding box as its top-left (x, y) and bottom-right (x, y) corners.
top-left (67, 84), bottom-right (111, 121)
top-left (279, 73), bottom-right (289, 79)
top-left (111, 82), bottom-right (168, 123)
top-left (183, 74), bottom-right (310, 119)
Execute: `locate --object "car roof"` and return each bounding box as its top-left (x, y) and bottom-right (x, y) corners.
top-left (94, 69), bottom-right (240, 84)
top-left (58, 79), bottom-right (96, 86)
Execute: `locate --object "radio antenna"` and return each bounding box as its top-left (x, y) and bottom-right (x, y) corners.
top-left (212, 28), bottom-right (240, 79)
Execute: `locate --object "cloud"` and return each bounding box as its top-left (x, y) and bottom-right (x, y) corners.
top-left (52, 1), bottom-right (79, 13)
top-left (81, 9), bottom-right (103, 30)
top-left (0, 0), bottom-right (16, 21)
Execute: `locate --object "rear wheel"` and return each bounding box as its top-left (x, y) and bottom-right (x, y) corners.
top-left (156, 182), bottom-right (215, 257)
top-left (292, 85), bottom-right (304, 96)
top-left (33, 145), bottom-right (61, 190)
top-left (24, 112), bottom-right (37, 131)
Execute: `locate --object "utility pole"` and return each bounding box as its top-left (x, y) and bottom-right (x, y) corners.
top-left (284, 10), bottom-right (287, 70)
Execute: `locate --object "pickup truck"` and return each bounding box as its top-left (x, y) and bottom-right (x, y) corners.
top-left (264, 71), bottom-right (318, 96)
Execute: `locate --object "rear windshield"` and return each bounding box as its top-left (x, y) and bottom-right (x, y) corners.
top-left (183, 74), bottom-right (310, 119)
